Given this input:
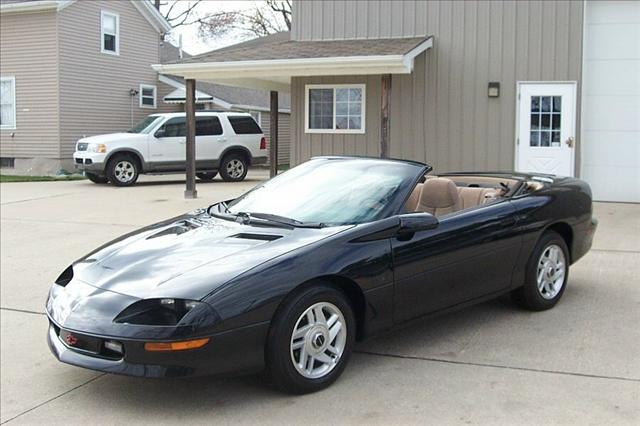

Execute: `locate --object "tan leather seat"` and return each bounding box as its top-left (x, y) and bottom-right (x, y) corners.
top-left (405, 183), bottom-right (423, 211)
top-left (415, 177), bottom-right (461, 216)
top-left (457, 187), bottom-right (501, 209)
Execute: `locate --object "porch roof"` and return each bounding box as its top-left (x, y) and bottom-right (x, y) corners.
top-left (152, 34), bottom-right (433, 92)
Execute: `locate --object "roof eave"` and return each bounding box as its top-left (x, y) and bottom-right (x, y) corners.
top-left (151, 37), bottom-right (433, 92)
top-left (0, 0), bottom-right (73, 13)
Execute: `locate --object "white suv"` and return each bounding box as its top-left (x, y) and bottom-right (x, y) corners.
top-left (73, 112), bottom-right (268, 186)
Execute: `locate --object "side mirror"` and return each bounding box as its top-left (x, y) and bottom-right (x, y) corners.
top-left (398, 213), bottom-right (439, 236)
top-left (154, 128), bottom-right (165, 138)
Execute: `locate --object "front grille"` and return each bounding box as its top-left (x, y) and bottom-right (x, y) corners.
top-left (75, 158), bottom-right (83, 164)
top-left (84, 159), bottom-right (92, 165)
top-left (77, 143), bottom-right (88, 151)
top-left (56, 326), bottom-right (124, 360)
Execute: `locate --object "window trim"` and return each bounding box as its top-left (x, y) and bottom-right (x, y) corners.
top-left (304, 84), bottom-right (366, 134)
top-left (100, 10), bottom-right (120, 55)
top-left (139, 84), bottom-right (157, 109)
top-left (0, 76), bottom-right (16, 130)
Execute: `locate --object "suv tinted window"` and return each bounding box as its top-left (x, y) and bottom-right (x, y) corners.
top-left (159, 117), bottom-right (186, 137)
top-left (196, 116), bottom-right (223, 136)
top-left (228, 115), bottom-right (262, 134)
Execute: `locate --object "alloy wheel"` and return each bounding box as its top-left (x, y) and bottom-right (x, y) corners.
top-left (536, 243), bottom-right (566, 300)
top-left (114, 160), bottom-right (135, 184)
top-left (226, 159), bottom-right (245, 179)
top-left (290, 302), bottom-right (347, 379)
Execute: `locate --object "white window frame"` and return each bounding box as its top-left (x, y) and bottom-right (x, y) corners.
top-left (0, 76), bottom-right (16, 130)
top-left (139, 84), bottom-right (157, 109)
top-left (100, 10), bottom-right (119, 55)
top-left (304, 84), bottom-right (366, 134)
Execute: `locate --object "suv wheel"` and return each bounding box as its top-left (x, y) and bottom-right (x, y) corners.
top-left (196, 171), bottom-right (217, 181)
top-left (85, 173), bottom-right (108, 184)
top-left (107, 154), bottom-right (139, 187)
top-left (219, 153), bottom-right (248, 182)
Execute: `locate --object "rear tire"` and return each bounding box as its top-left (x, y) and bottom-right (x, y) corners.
top-left (106, 154), bottom-right (139, 187)
top-left (512, 231), bottom-right (569, 311)
top-left (196, 171), bottom-right (217, 181)
top-left (265, 283), bottom-right (355, 394)
top-left (85, 173), bottom-right (108, 184)
top-left (219, 153), bottom-right (248, 182)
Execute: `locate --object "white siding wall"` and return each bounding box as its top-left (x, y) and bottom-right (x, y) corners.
top-left (581, 1), bottom-right (640, 202)
top-left (0, 10), bottom-right (60, 159)
top-left (57, 0), bottom-right (162, 157)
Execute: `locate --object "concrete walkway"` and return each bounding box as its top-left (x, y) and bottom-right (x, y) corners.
top-left (1, 173), bottom-right (638, 425)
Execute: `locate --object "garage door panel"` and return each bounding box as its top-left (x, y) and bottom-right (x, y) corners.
top-left (582, 164), bottom-right (640, 203)
top-left (584, 23), bottom-right (640, 60)
top-left (581, 1), bottom-right (640, 202)
top-left (582, 131), bottom-right (640, 168)
top-left (583, 96), bottom-right (640, 132)
top-left (586, 1), bottom-right (640, 24)
top-left (584, 60), bottom-right (640, 96)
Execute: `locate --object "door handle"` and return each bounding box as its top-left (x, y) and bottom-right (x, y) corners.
top-left (565, 137), bottom-right (574, 148)
top-left (500, 217), bottom-right (516, 227)
top-left (218, 137), bottom-right (227, 142)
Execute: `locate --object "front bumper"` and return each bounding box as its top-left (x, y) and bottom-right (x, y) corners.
top-left (47, 317), bottom-right (269, 378)
top-left (73, 152), bottom-right (107, 173)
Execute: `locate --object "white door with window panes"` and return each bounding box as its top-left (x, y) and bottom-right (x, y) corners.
top-left (516, 83), bottom-right (577, 176)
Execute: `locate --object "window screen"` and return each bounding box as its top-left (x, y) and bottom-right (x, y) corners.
top-left (196, 117), bottom-right (223, 136)
top-left (228, 115), bottom-right (263, 134)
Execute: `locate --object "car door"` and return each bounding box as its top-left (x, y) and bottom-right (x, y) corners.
top-left (149, 117), bottom-right (186, 165)
top-left (392, 200), bottom-right (521, 323)
top-left (195, 116), bottom-right (224, 163)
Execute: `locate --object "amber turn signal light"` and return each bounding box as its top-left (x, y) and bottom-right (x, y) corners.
top-left (144, 338), bottom-right (210, 352)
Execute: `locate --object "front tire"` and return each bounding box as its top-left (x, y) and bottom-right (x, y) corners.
top-left (265, 284), bottom-right (355, 394)
top-left (219, 153), bottom-right (248, 182)
top-left (106, 154), bottom-right (139, 187)
top-left (512, 231), bottom-right (569, 311)
top-left (85, 173), bottom-right (108, 184)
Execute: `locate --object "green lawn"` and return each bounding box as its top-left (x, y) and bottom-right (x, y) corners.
top-left (0, 174), bottom-right (86, 183)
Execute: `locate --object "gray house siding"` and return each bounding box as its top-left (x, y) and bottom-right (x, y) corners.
top-left (259, 111), bottom-right (292, 166)
top-left (57, 0), bottom-right (161, 158)
top-left (0, 10), bottom-right (60, 161)
top-left (290, 1), bottom-right (584, 173)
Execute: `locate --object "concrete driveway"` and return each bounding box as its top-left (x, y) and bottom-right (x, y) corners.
top-left (1, 173), bottom-right (639, 425)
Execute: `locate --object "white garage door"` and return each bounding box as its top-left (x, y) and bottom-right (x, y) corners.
top-left (581, 1), bottom-right (640, 202)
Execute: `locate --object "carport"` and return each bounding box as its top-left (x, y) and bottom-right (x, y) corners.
top-left (153, 34), bottom-right (433, 198)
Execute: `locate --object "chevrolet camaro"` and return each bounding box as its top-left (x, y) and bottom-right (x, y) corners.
top-left (46, 156), bottom-right (597, 393)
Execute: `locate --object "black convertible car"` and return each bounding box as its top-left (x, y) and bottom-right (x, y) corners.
top-left (47, 157), bottom-right (597, 393)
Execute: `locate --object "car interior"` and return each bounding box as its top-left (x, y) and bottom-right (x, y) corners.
top-left (405, 174), bottom-right (539, 216)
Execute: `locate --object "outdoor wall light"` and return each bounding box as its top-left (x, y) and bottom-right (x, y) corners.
top-left (488, 82), bottom-right (500, 98)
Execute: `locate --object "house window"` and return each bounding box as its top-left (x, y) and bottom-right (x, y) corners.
top-left (139, 84), bottom-right (157, 109)
top-left (101, 10), bottom-right (119, 55)
top-left (0, 76), bottom-right (16, 129)
top-left (305, 84), bottom-right (365, 134)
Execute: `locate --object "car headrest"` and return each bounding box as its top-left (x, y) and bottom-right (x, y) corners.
top-left (418, 177), bottom-right (460, 209)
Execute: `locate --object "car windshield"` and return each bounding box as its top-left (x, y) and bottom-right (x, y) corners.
top-left (227, 158), bottom-right (423, 225)
top-left (127, 116), bottom-right (161, 134)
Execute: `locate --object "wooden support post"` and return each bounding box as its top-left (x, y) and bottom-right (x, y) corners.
top-left (269, 90), bottom-right (279, 178)
top-left (380, 74), bottom-right (391, 158)
top-left (184, 78), bottom-right (197, 199)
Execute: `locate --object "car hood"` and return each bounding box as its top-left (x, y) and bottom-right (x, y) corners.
top-left (70, 211), bottom-right (351, 301)
top-left (78, 133), bottom-right (146, 145)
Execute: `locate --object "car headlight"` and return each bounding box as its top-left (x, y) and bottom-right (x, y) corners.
top-left (114, 298), bottom-right (212, 326)
top-left (87, 143), bottom-right (107, 153)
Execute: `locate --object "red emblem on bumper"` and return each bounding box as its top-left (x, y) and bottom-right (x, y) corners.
top-left (65, 334), bottom-right (78, 346)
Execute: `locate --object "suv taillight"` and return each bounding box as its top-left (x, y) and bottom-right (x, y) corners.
top-left (260, 137), bottom-right (267, 150)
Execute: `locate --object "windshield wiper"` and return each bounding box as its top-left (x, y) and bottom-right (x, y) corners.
top-left (246, 212), bottom-right (325, 229)
top-left (208, 203), bottom-right (325, 228)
